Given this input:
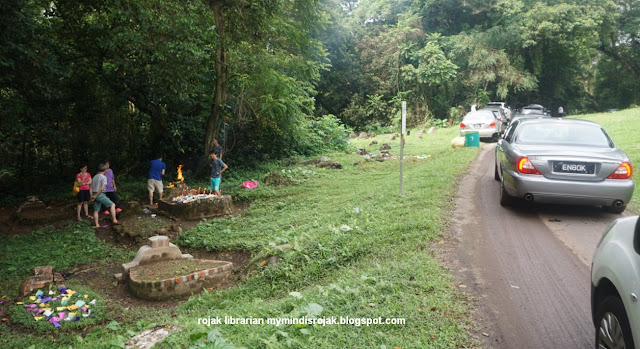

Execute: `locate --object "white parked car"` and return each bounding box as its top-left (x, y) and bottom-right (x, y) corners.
top-left (485, 102), bottom-right (512, 119)
top-left (591, 216), bottom-right (640, 348)
top-left (459, 110), bottom-right (506, 139)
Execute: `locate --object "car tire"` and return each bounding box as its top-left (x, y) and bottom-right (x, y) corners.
top-left (605, 204), bottom-right (627, 214)
top-left (595, 295), bottom-right (635, 349)
top-left (494, 161), bottom-right (500, 181)
top-left (499, 172), bottom-right (512, 207)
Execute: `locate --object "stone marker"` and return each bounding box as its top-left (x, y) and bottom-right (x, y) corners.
top-left (120, 236), bottom-right (232, 300)
top-left (316, 161), bottom-right (342, 169)
top-left (121, 236), bottom-right (193, 279)
top-left (19, 266), bottom-right (65, 297)
top-left (125, 325), bottom-right (181, 349)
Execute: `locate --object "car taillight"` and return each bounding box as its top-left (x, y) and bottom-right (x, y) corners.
top-left (460, 123), bottom-right (467, 129)
top-left (517, 157), bottom-right (541, 175)
top-left (489, 121), bottom-right (496, 127)
top-left (607, 162), bottom-right (632, 179)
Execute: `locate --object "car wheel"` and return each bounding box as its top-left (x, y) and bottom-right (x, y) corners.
top-left (595, 295), bottom-right (635, 349)
top-left (494, 160), bottom-right (500, 181)
top-left (499, 172), bottom-right (512, 207)
top-left (605, 204), bottom-right (627, 214)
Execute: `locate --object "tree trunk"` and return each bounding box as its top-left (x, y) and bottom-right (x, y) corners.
top-left (204, 1), bottom-right (230, 155)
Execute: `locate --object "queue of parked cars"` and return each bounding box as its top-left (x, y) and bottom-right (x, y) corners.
top-left (459, 102), bottom-right (556, 140)
top-left (480, 103), bottom-right (637, 348)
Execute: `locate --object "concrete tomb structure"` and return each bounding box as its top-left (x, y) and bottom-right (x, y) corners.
top-left (118, 236), bottom-right (232, 300)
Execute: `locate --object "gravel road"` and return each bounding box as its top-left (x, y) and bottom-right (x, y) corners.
top-left (441, 143), bottom-right (631, 348)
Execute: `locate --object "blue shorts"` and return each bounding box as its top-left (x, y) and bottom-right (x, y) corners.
top-left (210, 177), bottom-right (221, 191)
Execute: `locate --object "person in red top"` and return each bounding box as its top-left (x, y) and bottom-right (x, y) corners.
top-left (76, 164), bottom-right (92, 221)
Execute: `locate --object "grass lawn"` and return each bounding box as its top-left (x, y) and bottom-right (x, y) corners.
top-left (0, 126), bottom-right (482, 348)
top-left (572, 108), bottom-right (640, 213)
top-left (1, 108), bottom-right (638, 347)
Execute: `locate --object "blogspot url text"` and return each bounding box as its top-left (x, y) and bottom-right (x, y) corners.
top-left (198, 316), bottom-right (406, 327)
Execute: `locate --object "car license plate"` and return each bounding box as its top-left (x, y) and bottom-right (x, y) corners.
top-left (474, 123), bottom-right (483, 128)
top-left (552, 161), bottom-right (595, 174)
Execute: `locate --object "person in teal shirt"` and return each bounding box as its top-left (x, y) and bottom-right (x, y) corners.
top-left (209, 151), bottom-right (228, 195)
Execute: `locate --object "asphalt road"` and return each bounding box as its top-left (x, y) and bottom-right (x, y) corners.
top-left (444, 143), bottom-right (631, 348)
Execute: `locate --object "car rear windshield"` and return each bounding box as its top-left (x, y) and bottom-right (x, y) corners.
top-left (463, 112), bottom-right (494, 122)
top-left (515, 123), bottom-right (614, 148)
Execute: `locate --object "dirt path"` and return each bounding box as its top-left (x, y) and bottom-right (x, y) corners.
top-left (440, 143), bottom-right (628, 348)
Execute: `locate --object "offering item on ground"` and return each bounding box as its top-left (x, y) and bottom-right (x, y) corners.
top-left (18, 288), bottom-right (95, 328)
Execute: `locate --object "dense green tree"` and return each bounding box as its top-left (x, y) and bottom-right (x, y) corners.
top-left (2, 0), bottom-right (639, 195)
top-left (315, 0), bottom-right (638, 127)
top-left (201, 0), bottom-right (328, 157)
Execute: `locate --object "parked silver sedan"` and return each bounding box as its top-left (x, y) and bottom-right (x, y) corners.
top-left (460, 110), bottom-right (505, 138)
top-left (591, 216), bottom-right (640, 348)
top-left (495, 118), bottom-right (634, 213)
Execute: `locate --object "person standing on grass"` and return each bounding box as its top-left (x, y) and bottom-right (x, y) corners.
top-left (558, 106), bottom-right (564, 117)
top-left (147, 154), bottom-right (166, 205)
top-left (76, 164), bottom-right (92, 221)
top-left (102, 160), bottom-right (122, 214)
top-left (90, 163), bottom-right (120, 228)
top-left (209, 151), bottom-right (228, 195)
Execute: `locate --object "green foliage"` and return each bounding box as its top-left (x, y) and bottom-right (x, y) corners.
top-left (0, 0), bottom-right (215, 194)
top-left (317, 0), bottom-right (639, 131)
top-left (429, 118), bottom-right (449, 128)
top-left (572, 108), bottom-right (640, 212)
top-left (0, 223), bottom-right (124, 280)
top-left (363, 123), bottom-right (394, 135)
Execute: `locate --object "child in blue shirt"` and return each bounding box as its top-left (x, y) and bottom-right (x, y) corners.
top-left (209, 151), bottom-right (228, 195)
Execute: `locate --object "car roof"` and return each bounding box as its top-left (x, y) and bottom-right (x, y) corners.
top-left (517, 117), bottom-right (600, 127)
top-left (524, 104), bottom-right (544, 109)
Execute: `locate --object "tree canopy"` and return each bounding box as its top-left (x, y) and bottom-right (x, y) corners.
top-left (1, 0), bottom-right (638, 193)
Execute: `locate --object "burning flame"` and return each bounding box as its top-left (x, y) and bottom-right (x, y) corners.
top-left (177, 165), bottom-right (184, 183)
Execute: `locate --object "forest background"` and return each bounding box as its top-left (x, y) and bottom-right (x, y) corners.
top-left (1, 0), bottom-right (638, 198)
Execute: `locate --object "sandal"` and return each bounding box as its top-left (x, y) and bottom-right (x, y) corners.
top-left (85, 215), bottom-right (92, 219)
top-left (76, 217), bottom-right (82, 221)
top-left (112, 221), bottom-right (122, 225)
